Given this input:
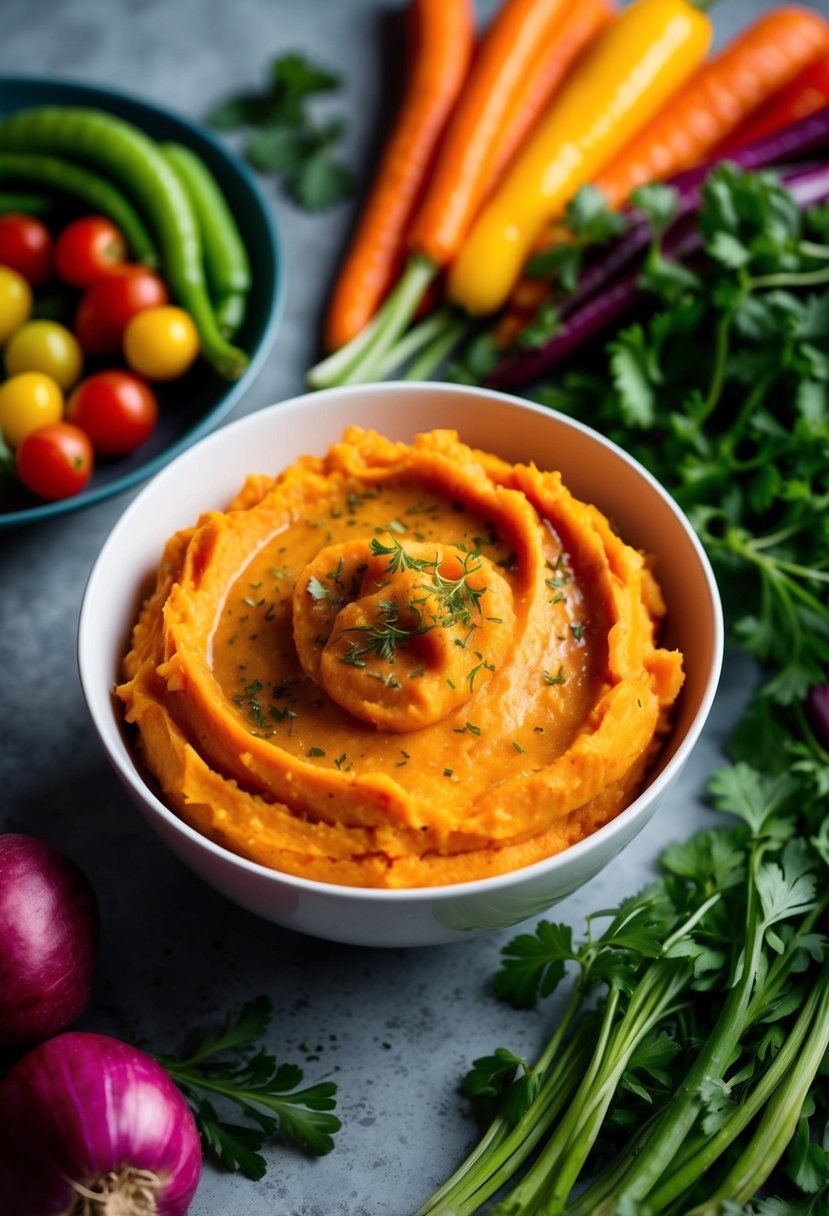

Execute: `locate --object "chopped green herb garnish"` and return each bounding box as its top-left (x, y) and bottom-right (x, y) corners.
top-left (453, 721), bottom-right (482, 736)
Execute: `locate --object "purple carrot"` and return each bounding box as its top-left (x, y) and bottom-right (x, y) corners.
top-left (488, 162), bottom-right (829, 391)
top-left (806, 684), bottom-right (829, 752)
top-left (489, 219), bottom-right (701, 390)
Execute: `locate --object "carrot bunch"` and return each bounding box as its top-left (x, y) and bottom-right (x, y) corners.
top-left (506, 4), bottom-right (829, 330)
top-left (310, 0), bottom-right (619, 387)
top-left (309, 0), bottom-right (829, 390)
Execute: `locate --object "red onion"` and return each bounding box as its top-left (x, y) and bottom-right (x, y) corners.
top-left (0, 1032), bottom-right (202, 1215)
top-left (0, 834), bottom-right (99, 1046)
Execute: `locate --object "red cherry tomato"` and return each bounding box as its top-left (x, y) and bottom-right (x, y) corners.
top-left (0, 214), bottom-right (53, 286)
top-left (16, 422), bottom-right (94, 500)
top-left (54, 216), bottom-right (128, 288)
top-left (73, 266), bottom-right (169, 356)
top-left (67, 370), bottom-right (158, 456)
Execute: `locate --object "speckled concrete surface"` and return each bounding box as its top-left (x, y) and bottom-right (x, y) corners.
top-left (0, 1), bottom-right (814, 1212)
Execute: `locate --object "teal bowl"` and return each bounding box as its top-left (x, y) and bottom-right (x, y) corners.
top-left (0, 76), bottom-right (282, 527)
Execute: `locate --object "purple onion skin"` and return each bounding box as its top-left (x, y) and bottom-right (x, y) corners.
top-left (0, 1032), bottom-right (202, 1215)
top-left (0, 834), bottom-right (99, 1047)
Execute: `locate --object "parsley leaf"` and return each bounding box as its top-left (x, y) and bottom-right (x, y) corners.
top-left (207, 52), bottom-right (353, 210)
top-left (494, 920), bottom-right (578, 1008)
top-left (151, 997), bottom-right (341, 1177)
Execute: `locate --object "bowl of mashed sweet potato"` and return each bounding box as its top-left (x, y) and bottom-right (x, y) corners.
top-left (79, 383), bottom-right (723, 946)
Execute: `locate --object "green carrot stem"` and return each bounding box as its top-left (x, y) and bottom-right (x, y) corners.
top-left (404, 315), bottom-right (468, 381)
top-left (376, 308), bottom-right (455, 379)
top-left (341, 255), bottom-right (436, 384)
top-left (307, 298), bottom-right (392, 388)
top-left (308, 254), bottom-right (436, 388)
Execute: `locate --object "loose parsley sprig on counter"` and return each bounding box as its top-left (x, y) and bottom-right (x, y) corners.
top-left (150, 996), bottom-right (340, 1181)
top-left (207, 52), bottom-right (354, 211)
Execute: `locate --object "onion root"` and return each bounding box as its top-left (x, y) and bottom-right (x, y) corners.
top-left (70, 1167), bottom-right (162, 1216)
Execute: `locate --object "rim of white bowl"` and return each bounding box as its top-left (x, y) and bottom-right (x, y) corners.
top-left (78, 382), bottom-right (725, 904)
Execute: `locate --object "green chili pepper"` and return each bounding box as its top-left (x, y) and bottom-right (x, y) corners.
top-left (0, 108), bottom-right (248, 380)
top-left (0, 152), bottom-right (155, 260)
top-left (161, 142), bottom-right (251, 338)
top-left (0, 190), bottom-right (55, 217)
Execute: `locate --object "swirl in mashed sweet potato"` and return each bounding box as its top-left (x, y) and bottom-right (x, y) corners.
top-left (117, 427), bottom-right (684, 888)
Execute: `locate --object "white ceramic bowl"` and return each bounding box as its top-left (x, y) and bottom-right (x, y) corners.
top-left (78, 383), bottom-right (723, 947)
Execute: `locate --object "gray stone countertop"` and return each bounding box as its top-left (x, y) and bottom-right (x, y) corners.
top-left (0, 1), bottom-right (814, 1212)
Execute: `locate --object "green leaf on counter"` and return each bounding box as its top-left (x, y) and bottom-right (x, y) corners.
top-left (207, 52), bottom-right (353, 210)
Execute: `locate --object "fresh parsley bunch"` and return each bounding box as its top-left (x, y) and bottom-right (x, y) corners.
top-left (531, 166), bottom-right (829, 706)
top-left (415, 735), bottom-right (829, 1216)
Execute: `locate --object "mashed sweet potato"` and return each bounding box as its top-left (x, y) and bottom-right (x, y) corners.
top-left (117, 427), bottom-right (683, 888)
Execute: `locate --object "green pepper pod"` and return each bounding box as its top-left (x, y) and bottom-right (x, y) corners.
top-left (161, 141), bottom-right (251, 338)
top-left (0, 190), bottom-right (55, 217)
top-left (0, 107), bottom-right (247, 380)
top-left (0, 152), bottom-right (155, 260)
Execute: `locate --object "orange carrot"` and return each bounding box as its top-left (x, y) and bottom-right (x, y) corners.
top-left (591, 5), bottom-right (829, 208)
top-left (486, 0), bottom-right (615, 186)
top-left (719, 53), bottom-right (829, 154)
top-left (407, 0), bottom-right (599, 268)
top-left (323, 0), bottom-right (474, 353)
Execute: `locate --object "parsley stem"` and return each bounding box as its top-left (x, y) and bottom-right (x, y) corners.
top-left (798, 238), bottom-right (829, 261)
top-left (597, 861), bottom-right (766, 1211)
top-left (452, 1026), bottom-right (593, 1216)
top-left (748, 264), bottom-right (829, 290)
top-left (645, 973), bottom-right (824, 1211)
top-left (413, 983), bottom-right (591, 1216)
top-left (157, 1059), bottom-right (336, 1127)
top-left (500, 963), bottom-right (691, 1215)
top-left (688, 967), bottom-right (829, 1212)
top-left (660, 891), bottom-right (721, 953)
top-left (698, 293), bottom-right (738, 422)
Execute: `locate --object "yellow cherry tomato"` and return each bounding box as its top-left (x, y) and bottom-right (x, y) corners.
top-left (0, 266), bottom-right (33, 345)
top-left (5, 320), bottom-right (84, 392)
top-left (123, 305), bottom-right (200, 381)
top-left (0, 372), bottom-right (64, 447)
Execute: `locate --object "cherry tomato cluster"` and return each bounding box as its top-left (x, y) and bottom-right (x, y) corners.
top-left (0, 212), bottom-right (200, 501)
